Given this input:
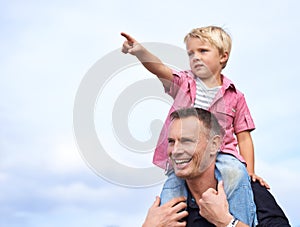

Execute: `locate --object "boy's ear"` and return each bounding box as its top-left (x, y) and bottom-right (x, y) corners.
top-left (220, 51), bottom-right (229, 64)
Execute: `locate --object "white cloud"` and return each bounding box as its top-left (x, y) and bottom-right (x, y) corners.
top-left (42, 181), bottom-right (128, 205)
top-left (43, 139), bottom-right (87, 174)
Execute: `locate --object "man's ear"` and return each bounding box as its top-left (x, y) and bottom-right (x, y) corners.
top-left (210, 135), bottom-right (221, 156)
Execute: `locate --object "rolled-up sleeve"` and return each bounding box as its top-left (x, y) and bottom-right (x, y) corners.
top-left (234, 93), bottom-right (255, 134)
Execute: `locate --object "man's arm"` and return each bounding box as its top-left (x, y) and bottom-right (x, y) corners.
top-left (199, 181), bottom-right (249, 227)
top-left (143, 184), bottom-right (250, 227)
top-left (121, 32), bottom-right (174, 89)
top-left (142, 196), bottom-right (188, 227)
top-left (197, 179), bottom-right (291, 227)
top-left (251, 181), bottom-right (291, 227)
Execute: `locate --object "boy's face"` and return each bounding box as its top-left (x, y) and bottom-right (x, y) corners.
top-left (186, 37), bottom-right (227, 84)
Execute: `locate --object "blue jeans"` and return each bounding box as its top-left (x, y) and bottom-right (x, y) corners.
top-left (160, 153), bottom-right (258, 226)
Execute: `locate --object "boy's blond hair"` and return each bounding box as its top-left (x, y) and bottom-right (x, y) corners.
top-left (184, 26), bottom-right (232, 69)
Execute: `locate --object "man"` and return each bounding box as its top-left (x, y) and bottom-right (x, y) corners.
top-left (142, 108), bottom-right (290, 227)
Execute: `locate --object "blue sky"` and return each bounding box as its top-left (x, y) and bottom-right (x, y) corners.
top-left (1, 0), bottom-right (300, 226)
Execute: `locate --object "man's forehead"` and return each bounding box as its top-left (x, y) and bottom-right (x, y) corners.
top-left (168, 116), bottom-right (202, 136)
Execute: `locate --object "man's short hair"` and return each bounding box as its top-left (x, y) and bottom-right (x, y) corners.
top-left (170, 107), bottom-right (225, 138)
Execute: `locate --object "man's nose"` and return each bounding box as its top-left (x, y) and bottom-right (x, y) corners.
top-left (172, 141), bottom-right (184, 154)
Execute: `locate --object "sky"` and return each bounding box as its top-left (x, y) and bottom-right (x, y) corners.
top-left (1, 0), bottom-right (300, 226)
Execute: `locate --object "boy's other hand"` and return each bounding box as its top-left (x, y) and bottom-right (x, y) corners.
top-left (250, 173), bottom-right (270, 189)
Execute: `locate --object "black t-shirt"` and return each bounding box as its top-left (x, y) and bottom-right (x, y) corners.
top-left (185, 187), bottom-right (215, 226)
top-left (184, 181), bottom-right (291, 227)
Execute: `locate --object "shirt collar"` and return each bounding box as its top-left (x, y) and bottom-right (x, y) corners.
top-left (221, 74), bottom-right (237, 92)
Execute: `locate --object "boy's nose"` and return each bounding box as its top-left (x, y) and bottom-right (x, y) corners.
top-left (192, 53), bottom-right (201, 61)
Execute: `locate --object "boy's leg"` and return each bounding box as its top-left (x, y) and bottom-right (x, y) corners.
top-left (160, 170), bottom-right (187, 205)
top-left (215, 153), bottom-right (257, 227)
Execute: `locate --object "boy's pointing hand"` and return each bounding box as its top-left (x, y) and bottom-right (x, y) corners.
top-left (121, 32), bottom-right (142, 55)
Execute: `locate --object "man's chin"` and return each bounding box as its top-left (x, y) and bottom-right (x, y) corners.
top-left (174, 169), bottom-right (189, 179)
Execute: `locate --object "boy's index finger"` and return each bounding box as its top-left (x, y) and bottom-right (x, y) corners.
top-left (120, 32), bottom-right (136, 44)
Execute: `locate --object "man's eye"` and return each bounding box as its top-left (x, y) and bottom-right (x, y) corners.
top-left (168, 139), bottom-right (175, 144)
top-left (182, 138), bottom-right (193, 143)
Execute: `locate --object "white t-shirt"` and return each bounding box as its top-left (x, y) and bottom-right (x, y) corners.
top-left (194, 77), bottom-right (221, 110)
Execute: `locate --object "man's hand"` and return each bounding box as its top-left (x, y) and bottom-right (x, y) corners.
top-left (121, 32), bottom-right (144, 56)
top-left (199, 181), bottom-right (233, 227)
top-left (142, 196), bottom-right (188, 227)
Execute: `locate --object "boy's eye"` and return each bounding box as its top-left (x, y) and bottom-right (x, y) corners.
top-left (187, 52), bottom-right (194, 57)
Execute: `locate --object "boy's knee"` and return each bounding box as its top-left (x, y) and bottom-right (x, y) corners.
top-left (220, 164), bottom-right (250, 195)
top-left (162, 172), bottom-right (185, 189)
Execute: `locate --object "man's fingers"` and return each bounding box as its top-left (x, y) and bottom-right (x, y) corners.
top-left (217, 181), bottom-right (226, 197)
top-left (152, 196), bottom-right (161, 208)
top-left (176, 210), bottom-right (188, 219)
top-left (206, 187), bottom-right (218, 194)
top-left (161, 196), bottom-right (187, 213)
top-left (172, 200), bottom-right (187, 213)
top-left (120, 32), bottom-right (136, 44)
top-left (166, 196), bottom-right (186, 207)
top-left (201, 187), bottom-right (217, 201)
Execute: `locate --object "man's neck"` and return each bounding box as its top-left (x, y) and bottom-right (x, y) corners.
top-left (185, 166), bottom-right (217, 206)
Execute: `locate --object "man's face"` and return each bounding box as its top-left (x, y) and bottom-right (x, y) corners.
top-left (167, 116), bottom-right (215, 179)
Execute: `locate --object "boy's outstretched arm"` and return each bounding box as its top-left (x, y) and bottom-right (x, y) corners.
top-left (121, 32), bottom-right (174, 88)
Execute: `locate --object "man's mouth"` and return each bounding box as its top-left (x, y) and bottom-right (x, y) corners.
top-left (174, 158), bottom-right (192, 165)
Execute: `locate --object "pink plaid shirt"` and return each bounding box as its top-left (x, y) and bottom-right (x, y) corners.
top-left (153, 70), bottom-right (255, 169)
